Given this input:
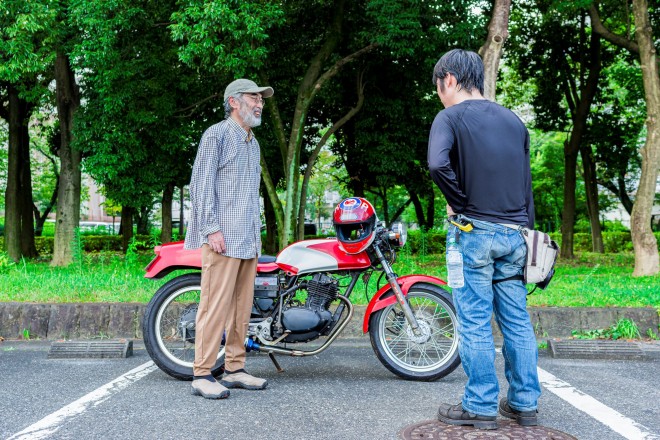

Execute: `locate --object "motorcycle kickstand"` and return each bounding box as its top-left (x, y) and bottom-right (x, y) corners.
top-left (268, 352), bottom-right (284, 373)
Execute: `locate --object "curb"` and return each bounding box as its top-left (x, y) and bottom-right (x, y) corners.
top-left (0, 303), bottom-right (657, 342)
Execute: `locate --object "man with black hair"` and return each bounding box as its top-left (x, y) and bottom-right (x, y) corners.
top-left (427, 49), bottom-right (540, 430)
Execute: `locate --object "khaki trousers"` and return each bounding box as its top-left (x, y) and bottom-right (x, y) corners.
top-left (194, 244), bottom-right (257, 376)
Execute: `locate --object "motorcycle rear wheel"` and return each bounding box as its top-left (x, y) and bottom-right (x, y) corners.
top-left (369, 283), bottom-right (460, 381)
top-left (143, 273), bottom-right (225, 381)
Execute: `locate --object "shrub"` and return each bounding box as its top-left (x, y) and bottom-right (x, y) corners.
top-left (405, 230), bottom-right (447, 255)
top-left (550, 231), bottom-right (658, 253)
top-left (0, 235), bottom-right (155, 255)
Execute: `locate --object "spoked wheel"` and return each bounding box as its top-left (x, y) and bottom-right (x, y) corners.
top-left (369, 283), bottom-right (460, 381)
top-left (143, 273), bottom-right (225, 381)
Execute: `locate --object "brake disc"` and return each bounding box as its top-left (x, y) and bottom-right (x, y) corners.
top-left (406, 319), bottom-right (431, 344)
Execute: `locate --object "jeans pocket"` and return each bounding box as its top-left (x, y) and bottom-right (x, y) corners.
top-left (462, 231), bottom-right (495, 268)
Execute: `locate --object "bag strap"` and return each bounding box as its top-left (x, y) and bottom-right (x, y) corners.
top-left (531, 230), bottom-right (539, 267)
top-left (492, 275), bottom-right (524, 285)
top-left (492, 275), bottom-right (536, 295)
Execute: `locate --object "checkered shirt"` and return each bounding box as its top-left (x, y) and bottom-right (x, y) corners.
top-left (184, 117), bottom-right (262, 259)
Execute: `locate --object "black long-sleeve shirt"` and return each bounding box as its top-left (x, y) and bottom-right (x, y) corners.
top-left (428, 99), bottom-right (535, 228)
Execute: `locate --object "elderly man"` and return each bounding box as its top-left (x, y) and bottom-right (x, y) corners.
top-left (184, 79), bottom-right (273, 399)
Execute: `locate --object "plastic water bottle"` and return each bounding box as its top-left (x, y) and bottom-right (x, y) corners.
top-left (446, 236), bottom-right (464, 288)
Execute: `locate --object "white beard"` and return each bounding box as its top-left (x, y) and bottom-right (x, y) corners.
top-left (240, 104), bottom-right (262, 128)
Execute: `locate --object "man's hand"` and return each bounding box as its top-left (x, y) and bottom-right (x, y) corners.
top-left (446, 204), bottom-right (457, 217)
top-left (208, 231), bottom-right (226, 254)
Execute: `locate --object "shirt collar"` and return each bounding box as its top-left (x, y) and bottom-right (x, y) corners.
top-left (226, 116), bottom-right (254, 142)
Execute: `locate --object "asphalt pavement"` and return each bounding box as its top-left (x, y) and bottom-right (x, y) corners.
top-left (0, 337), bottom-right (658, 440)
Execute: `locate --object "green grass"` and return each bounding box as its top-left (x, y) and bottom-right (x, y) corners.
top-left (0, 251), bottom-right (658, 308)
top-left (0, 253), bottom-right (170, 303)
top-left (374, 251), bottom-right (660, 308)
top-left (571, 318), bottom-right (641, 340)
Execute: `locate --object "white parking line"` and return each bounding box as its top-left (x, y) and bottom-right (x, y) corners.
top-left (538, 367), bottom-right (660, 440)
top-left (7, 361), bottom-right (157, 440)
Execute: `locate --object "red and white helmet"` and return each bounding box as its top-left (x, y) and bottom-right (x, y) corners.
top-left (333, 197), bottom-right (377, 254)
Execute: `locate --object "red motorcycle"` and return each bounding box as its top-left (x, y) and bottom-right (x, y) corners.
top-left (142, 198), bottom-right (460, 381)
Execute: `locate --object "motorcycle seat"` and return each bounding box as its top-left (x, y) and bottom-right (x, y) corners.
top-left (258, 255), bottom-right (277, 264)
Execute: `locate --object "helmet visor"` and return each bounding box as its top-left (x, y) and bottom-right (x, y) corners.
top-left (336, 222), bottom-right (371, 242)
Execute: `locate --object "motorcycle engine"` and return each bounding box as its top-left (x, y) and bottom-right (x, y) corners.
top-left (281, 273), bottom-right (338, 338)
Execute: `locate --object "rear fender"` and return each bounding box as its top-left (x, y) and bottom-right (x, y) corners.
top-left (144, 241), bottom-right (280, 278)
top-left (362, 275), bottom-right (447, 333)
top-left (145, 241), bottom-right (201, 279)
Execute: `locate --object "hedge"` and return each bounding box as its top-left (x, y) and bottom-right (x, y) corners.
top-left (402, 230), bottom-right (659, 255)
top-left (0, 235), bottom-right (154, 255)
top-left (0, 231), bottom-right (658, 256)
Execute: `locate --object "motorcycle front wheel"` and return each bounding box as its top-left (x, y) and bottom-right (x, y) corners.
top-left (369, 283), bottom-right (460, 381)
top-left (143, 273), bottom-right (225, 381)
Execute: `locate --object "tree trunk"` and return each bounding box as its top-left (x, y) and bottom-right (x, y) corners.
top-left (631, 0), bottom-right (660, 276)
top-left (121, 206), bottom-right (135, 252)
top-left (409, 191), bottom-right (426, 230)
top-left (560, 33), bottom-right (602, 259)
top-left (179, 186), bottom-right (185, 236)
top-left (561, 149), bottom-right (578, 258)
top-left (136, 206), bottom-right (150, 235)
top-left (161, 182), bottom-right (174, 244)
top-left (580, 144), bottom-right (604, 252)
top-left (478, 0), bottom-right (511, 101)
top-left (33, 195), bottom-right (56, 237)
top-left (600, 174), bottom-right (634, 215)
top-left (381, 187), bottom-right (390, 225)
top-left (3, 84), bottom-right (36, 261)
top-left (19, 116), bottom-right (37, 258)
top-left (296, 75), bottom-right (365, 240)
top-left (51, 52), bottom-right (81, 267)
top-left (32, 154), bottom-right (59, 237)
top-left (390, 199), bottom-right (412, 225)
top-left (425, 187), bottom-right (436, 230)
top-left (4, 84), bottom-right (24, 261)
top-left (342, 122), bottom-right (366, 197)
top-left (262, 183), bottom-right (278, 255)
top-left (259, 0), bottom-right (377, 250)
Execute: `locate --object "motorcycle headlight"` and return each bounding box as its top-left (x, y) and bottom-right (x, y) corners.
top-left (389, 222), bottom-right (407, 247)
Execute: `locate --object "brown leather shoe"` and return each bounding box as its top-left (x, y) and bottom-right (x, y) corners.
top-left (437, 403), bottom-right (497, 430)
top-left (191, 378), bottom-right (230, 399)
top-left (221, 369), bottom-right (268, 390)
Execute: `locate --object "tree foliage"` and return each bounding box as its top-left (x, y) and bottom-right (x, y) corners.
top-left (0, 0), bottom-right (655, 271)
top-left (71, 1), bottom-right (203, 214)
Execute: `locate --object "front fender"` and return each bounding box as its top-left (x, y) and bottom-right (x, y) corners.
top-left (362, 275), bottom-right (447, 333)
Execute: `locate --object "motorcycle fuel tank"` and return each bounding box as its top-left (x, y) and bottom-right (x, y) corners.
top-left (276, 238), bottom-right (371, 275)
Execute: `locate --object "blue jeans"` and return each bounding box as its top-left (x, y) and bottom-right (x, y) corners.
top-left (447, 217), bottom-right (541, 416)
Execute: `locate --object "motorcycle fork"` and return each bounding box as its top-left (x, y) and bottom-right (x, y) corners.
top-left (372, 245), bottom-right (421, 335)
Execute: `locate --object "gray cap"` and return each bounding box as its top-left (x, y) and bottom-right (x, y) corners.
top-left (224, 78), bottom-right (274, 102)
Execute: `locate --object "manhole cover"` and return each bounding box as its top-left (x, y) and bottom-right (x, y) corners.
top-left (399, 419), bottom-right (577, 440)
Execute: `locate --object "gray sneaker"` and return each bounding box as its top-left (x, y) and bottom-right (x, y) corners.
top-left (221, 369), bottom-right (268, 390)
top-left (191, 378), bottom-right (230, 399)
